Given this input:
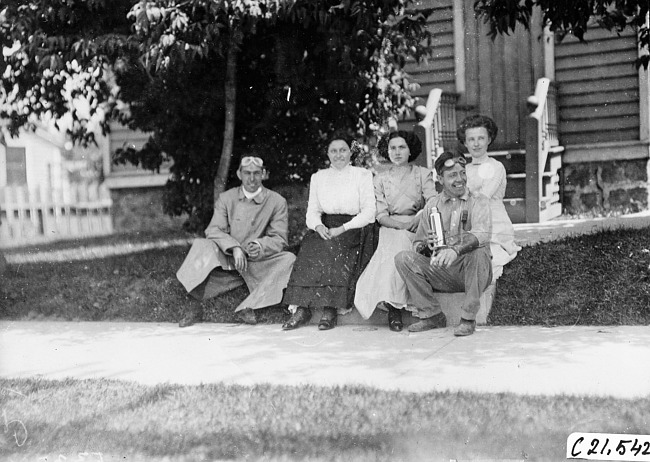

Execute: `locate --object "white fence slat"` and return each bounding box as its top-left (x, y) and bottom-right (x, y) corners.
top-left (0, 182), bottom-right (114, 248)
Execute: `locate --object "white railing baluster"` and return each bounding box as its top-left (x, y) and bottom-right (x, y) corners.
top-left (525, 78), bottom-right (564, 222)
top-left (416, 89), bottom-right (459, 171)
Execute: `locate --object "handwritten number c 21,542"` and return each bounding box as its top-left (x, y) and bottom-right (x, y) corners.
top-left (567, 433), bottom-right (650, 461)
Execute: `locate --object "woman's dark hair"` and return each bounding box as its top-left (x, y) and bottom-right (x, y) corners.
top-left (377, 130), bottom-right (423, 162)
top-left (456, 115), bottom-right (498, 145)
top-left (326, 129), bottom-right (355, 150)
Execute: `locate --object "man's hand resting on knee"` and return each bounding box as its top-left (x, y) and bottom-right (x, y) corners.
top-left (232, 247), bottom-right (248, 272)
top-left (430, 247), bottom-right (458, 268)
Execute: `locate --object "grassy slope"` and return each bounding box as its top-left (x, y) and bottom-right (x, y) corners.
top-left (491, 227), bottom-right (650, 326)
top-left (2, 378), bottom-right (649, 461)
top-left (1, 227), bottom-right (649, 325)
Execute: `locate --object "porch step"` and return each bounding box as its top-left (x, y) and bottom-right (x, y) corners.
top-left (489, 149), bottom-right (526, 156)
top-left (483, 149), bottom-right (527, 223)
top-left (505, 174), bottom-right (526, 198)
top-left (504, 198), bottom-right (526, 224)
top-left (489, 149), bottom-right (526, 175)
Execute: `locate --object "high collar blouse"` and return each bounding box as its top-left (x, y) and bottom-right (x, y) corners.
top-left (305, 164), bottom-right (376, 231)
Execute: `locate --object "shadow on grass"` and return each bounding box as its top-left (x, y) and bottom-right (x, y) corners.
top-left (2, 226), bottom-right (650, 327)
top-left (0, 241), bottom-right (290, 324)
top-left (4, 378), bottom-right (650, 461)
top-left (7, 378), bottom-right (647, 461)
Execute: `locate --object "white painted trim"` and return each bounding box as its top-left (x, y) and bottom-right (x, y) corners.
top-left (647, 153), bottom-right (650, 208)
top-left (640, 67), bottom-right (649, 142)
top-left (101, 133), bottom-right (112, 180)
top-left (452, 0), bottom-right (466, 95)
top-left (543, 25), bottom-right (555, 80)
top-left (639, 11), bottom-right (650, 142)
top-left (103, 174), bottom-right (169, 189)
top-left (563, 140), bottom-right (650, 163)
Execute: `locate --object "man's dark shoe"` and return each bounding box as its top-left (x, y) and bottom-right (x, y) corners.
top-left (282, 307), bottom-right (312, 331)
top-left (318, 307), bottom-right (337, 331)
top-left (454, 318), bottom-right (476, 337)
top-left (407, 311), bottom-right (446, 332)
top-left (179, 306), bottom-right (203, 328)
top-left (383, 302), bottom-right (403, 332)
top-left (237, 308), bottom-right (257, 325)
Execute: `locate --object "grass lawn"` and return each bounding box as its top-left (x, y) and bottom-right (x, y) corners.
top-left (1, 226), bottom-right (649, 461)
top-left (2, 377), bottom-right (649, 461)
top-left (1, 226), bottom-right (649, 325)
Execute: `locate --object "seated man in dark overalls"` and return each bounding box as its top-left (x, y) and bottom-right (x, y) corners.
top-left (395, 151), bottom-right (492, 337)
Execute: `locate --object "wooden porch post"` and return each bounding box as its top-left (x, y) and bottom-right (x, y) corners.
top-left (452, 0), bottom-right (466, 97)
top-left (525, 115), bottom-right (541, 223)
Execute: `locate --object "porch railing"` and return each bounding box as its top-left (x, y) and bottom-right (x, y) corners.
top-left (525, 77), bottom-right (564, 222)
top-left (415, 89), bottom-right (459, 169)
top-left (0, 182), bottom-right (113, 248)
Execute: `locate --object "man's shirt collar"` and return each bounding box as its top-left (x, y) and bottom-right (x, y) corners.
top-left (238, 186), bottom-right (266, 204)
top-left (440, 189), bottom-right (470, 202)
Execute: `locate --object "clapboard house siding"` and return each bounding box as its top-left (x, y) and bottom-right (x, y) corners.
top-left (401, 0), bottom-right (455, 127)
top-left (461, 6), bottom-right (544, 150)
top-left (555, 28), bottom-right (639, 145)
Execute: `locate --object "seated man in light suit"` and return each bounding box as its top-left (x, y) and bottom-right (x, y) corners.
top-left (176, 156), bottom-right (296, 327)
top-left (395, 151), bottom-right (492, 337)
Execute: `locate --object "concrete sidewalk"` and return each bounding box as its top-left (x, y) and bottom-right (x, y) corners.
top-left (1, 212), bottom-right (649, 399)
top-left (2, 321), bottom-right (649, 398)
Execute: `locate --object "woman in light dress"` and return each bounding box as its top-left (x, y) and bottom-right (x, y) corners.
top-left (281, 132), bottom-right (376, 331)
top-left (457, 115), bottom-right (521, 278)
top-left (354, 130), bottom-right (436, 331)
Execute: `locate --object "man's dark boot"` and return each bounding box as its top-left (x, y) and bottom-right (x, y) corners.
top-left (179, 303), bottom-right (203, 328)
top-left (237, 307), bottom-right (257, 325)
top-left (407, 311), bottom-right (446, 332)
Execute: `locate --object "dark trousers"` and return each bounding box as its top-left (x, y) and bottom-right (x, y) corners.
top-left (394, 247), bottom-right (492, 321)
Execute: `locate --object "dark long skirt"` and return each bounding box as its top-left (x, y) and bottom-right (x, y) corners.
top-left (283, 214), bottom-right (377, 311)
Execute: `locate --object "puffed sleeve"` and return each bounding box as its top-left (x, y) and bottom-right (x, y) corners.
top-left (477, 160), bottom-right (506, 199)
top-left (420, 167), bottom-right (437, 203)
top-left (305, 172), bottom-right (324, 230)
top-left (374, 173), bottom-right (389, 221)
top-left (343, 168), bottom-right (376, 230)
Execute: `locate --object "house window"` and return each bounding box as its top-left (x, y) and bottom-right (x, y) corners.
top-left (6, 147), bottom-right (27, 185)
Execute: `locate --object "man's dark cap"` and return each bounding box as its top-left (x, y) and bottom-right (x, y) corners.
top-left (434, 151), bottom-right (466, 175)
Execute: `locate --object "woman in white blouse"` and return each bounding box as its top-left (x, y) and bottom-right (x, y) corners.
top-left (282, 132), bottom-right (376, 330)
top-left (458, 115), bottom-right (521, 277)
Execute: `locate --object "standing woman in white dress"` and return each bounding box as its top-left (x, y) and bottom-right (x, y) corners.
top-left (281, 131), bottom-right (376, 331)
top-left (457, 115), bottom-right (521, 278)
top-left (354, 130), bottom-right (436, 331)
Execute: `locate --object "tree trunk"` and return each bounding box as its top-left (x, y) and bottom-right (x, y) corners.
top-left (0, 250), bottom-right (6, 276)
top-left (213, 40), bottom-right (238, 200)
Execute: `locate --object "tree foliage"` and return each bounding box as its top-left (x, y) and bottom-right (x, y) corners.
top-left (1, 0), bottom-right (433, 230)
top-left (0, 0), bottom-right (136, 143)
top-left (474, 0), bottom-right (649, 69)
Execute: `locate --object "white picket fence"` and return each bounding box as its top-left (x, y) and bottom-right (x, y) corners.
top-left (0, 183), bottom-right (113, 248)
